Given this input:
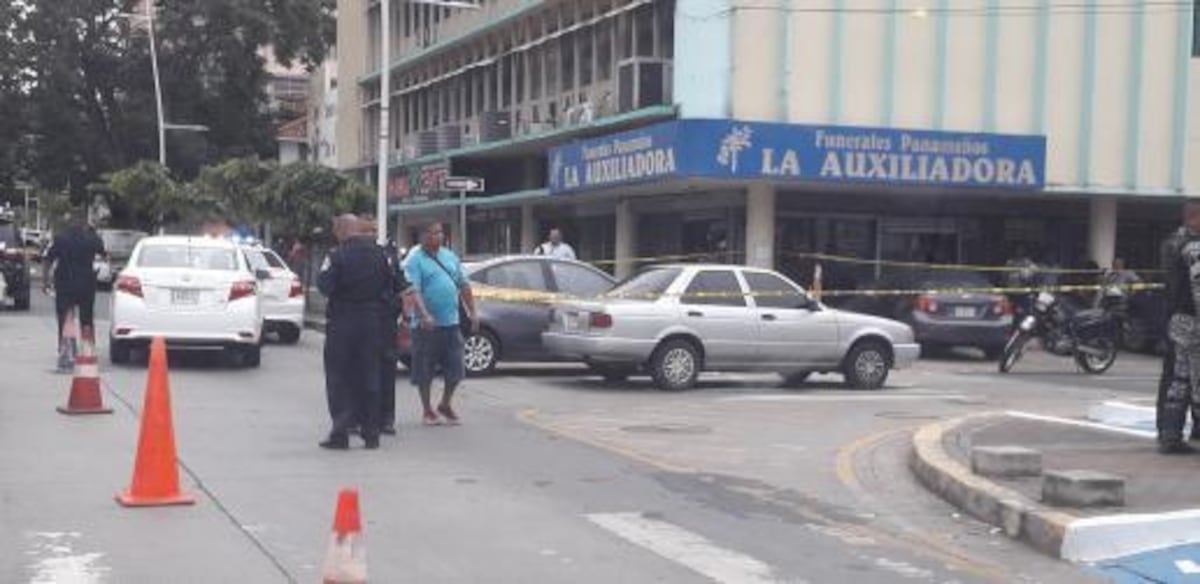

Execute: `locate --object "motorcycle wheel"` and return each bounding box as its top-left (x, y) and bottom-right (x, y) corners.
top-left (999, 331), bottom-right (1031, 373)
top-left (1075, 338), bottom-right (1118, 375)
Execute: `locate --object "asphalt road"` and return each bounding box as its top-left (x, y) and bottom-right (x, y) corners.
top-left (3, 292), bottom-right (1161, 583)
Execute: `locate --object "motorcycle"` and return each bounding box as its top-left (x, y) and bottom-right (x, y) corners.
top-left (999, 289), bottom-right (1120, 374)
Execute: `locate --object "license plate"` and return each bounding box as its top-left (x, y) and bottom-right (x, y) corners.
top-left (954, 306), bottom-right (976, 318)
top-left (171, 289), bottom-right (199, 305)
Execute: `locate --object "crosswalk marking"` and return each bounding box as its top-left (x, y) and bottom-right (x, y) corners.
top-left (586, 512), bottom-right (785, 584)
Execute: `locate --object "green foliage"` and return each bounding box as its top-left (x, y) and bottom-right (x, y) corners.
top-left (105, 161), bottom-right (179, 230)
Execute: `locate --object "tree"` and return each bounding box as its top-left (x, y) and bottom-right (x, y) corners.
top-left (262, 162), bottom-right (373, 243)
top-left (189, 156), bottom-right (276, 225)
top-left (105, 161), bottom-right (179, 230)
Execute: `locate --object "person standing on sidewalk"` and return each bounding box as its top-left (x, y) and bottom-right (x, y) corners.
top-left (405, 222), bottom-right (478, 426)
top-left (42, 215), bottom-right (105, 372)
top-left (1157, 199), bottom-right (1200, 454)
top-left (317, 215), bottom-right (395, 450)
top-left (533, 228), bottom-right (577, 260)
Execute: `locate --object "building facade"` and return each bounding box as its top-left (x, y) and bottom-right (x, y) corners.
top-left (337, 0), bottom-right (1199, 284)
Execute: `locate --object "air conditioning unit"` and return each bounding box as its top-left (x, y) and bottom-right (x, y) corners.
top-left (437, 124), bottom-right (462, 150)
top-left (479, 111), bottom-right (511, 143)
top-left (617, 58), bottom-right (672, 113)
top-left (416, 130), bottom-right (440, 156)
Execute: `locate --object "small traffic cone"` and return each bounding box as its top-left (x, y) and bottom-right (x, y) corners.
top-left (321, 488), bottom-right (367, 584)
top-left (57, 326), bottom-right (112, 415)
top-left (116, 337), bottom-right (194, 507)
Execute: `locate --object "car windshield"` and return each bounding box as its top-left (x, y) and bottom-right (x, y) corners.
top-left (606, 268), bottom-right (681, 300)
top-left (914, 270), bottom-right (993, 290)
top-left (137, 244), bottom-right (239, 271)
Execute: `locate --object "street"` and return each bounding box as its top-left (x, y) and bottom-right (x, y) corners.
top-left (1, 292), bottom-right (1163, 583)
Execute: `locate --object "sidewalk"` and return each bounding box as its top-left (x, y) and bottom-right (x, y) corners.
top-left (912, 410), bottom-right (1200, 582)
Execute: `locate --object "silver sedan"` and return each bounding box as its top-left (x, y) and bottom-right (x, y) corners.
top-left (542, 264), bottom-right (919, 391)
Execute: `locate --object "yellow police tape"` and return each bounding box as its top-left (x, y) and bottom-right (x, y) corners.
top-left (469, 281), bottom-right (1164, 305)
top-left (581, 250), bottom-right (1161, 275)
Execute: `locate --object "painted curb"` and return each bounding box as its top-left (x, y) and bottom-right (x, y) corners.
top-left (909, 413), bottom-right (1075, 558)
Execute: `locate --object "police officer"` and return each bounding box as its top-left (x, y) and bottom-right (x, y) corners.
top-left (317, 214), bottom-right (397, 450)
top-left (1158, 199), bottom-right (1200, 454)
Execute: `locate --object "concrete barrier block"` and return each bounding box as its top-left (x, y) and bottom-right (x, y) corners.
top-left (970, 445), bottom-right (1043, 478)
top-left (1042, 470), bottom-right (1125, 508)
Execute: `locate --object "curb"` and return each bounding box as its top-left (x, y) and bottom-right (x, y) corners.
top-left (909, 413), bottom-right (1076, 558)
top-left (911, 412), bottom-right (1200, 563)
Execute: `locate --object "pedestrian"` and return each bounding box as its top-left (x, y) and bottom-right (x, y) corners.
top-left (405, 222), bottom-right (478, 426)
top-left (42, 215), bottom-right (106, 372)
top-left (533, 227), bottom-right (577, 260)
top-left (317, 214), bottom-right (398, 450)
top-left (379, 234), bottom-right (410, 436)
top-left (1157, 199), bottom-right (1200, 454)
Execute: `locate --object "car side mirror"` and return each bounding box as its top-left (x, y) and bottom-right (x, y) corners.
top-left (255, 269), bottom-right (272, 280)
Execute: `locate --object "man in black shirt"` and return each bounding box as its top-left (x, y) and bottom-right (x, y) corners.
top-left (42, 217), bottom-right (106, 371)
top-left (1158, 199), bottom-right (1200, 454)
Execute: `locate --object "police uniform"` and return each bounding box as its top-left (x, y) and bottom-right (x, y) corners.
top-left (380, 244), bottom-right (410, 434)
top-left (1158, 227), bottom-right (1200, 451)
top-left (317, 236), bottom-right (397, 449)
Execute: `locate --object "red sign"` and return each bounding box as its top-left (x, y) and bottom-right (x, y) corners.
top-left (388, 163), bottom-right (451, 202)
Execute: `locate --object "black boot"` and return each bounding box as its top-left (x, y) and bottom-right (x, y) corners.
top-left (1159, 440), bottom-right (1196, 455)
top-left (362, 434), bottom-right (381, 450)
top-left (319, 434), bottom-right (350, 450)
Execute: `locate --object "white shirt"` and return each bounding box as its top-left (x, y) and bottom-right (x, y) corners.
top-left (537, 241), bottom-right (576, 260)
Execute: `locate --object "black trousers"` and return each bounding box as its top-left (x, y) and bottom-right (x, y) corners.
top-left (1158, 335), bottom-right (1200, 442)
top-left (323, 310), bottom-right (386, 438)
top-left (56, 289), bottom-right (96, 342)
top-left (380, 309), bottom-right (399, 427)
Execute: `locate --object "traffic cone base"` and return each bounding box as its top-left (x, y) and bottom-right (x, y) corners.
top-left (115, 491), bottom-right (195, 507)
top-left (57, 354), bottom-right (112, 415)
top-left (116, 337), bottom-right (193, 508)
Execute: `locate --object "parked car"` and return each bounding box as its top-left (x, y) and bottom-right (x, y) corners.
top-left (842, 270), bottom-right (1011, 358)
top-left (398, 255), bottom-right (616, 374)
top-left (542, 264), bottom-right (919, 391)
top-left (243, 245), bottom-right (305, 344)
top-left (109, 236), bottom-right (264, 367)
top-left (0, 218), bottom-right (31, 311)
top-left (98, 228), bottom-right (148, 273)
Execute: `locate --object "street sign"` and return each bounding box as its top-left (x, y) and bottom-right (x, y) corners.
top-left (442, 176), bottom-right (486, 192)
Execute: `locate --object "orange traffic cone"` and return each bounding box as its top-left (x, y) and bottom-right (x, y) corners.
top-left (116, 337), bottom-right (194, 507)
top-left (57, 326), bottom-right (112, 415)
top-left (322, 489), bottom-right (367, 584)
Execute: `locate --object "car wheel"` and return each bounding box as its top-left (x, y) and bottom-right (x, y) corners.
top-left (463, 330), bottom-right (499, 376)
top-left (109, 338), bottom-right (131, 365)
top-left (242, 344), bottom-right (262, 368)
top-left (278, 325), bottom-right (301, 345)
top-left (780, 371), bottom-right (812, 387)
top-left (650, 339), bottom-right (701, 391)
top-left (843, 340), bottom-right (891, 390)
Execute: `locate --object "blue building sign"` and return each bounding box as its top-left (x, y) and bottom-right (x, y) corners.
top-left (547, 119), bottom-right (1047, 194)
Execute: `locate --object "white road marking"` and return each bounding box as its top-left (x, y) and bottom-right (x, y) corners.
top-left (1004, 411), bottom-right (1156, 439)
top-left (719, 393), bottom-right (965, 403)
top-left (1178, 560), bottom-right (1200, 574)
top-left (1063, 509), bottom-right (1200, 562)
top-left (586, 512), bottom-right (786, 584)
top-left (26, 532), bottom-right (109, 584)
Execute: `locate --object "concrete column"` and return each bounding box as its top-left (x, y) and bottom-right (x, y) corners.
top-left (615, 199), bottom-right (637, 280)
top-left (1088, 198), bottom-right (1118, 268)
top-left (520, 204), bottom-right (537, 254)
top-left (745, 184), bottom-right (776, 268)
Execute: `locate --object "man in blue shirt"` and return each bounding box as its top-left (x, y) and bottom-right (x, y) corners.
top-left (405, 222), bottom-right (478, 426)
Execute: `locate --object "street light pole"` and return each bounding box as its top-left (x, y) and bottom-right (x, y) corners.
top-left (375, 0), bottom-right (391, 246)
top-left (145, 0), bottom-right (167, 167)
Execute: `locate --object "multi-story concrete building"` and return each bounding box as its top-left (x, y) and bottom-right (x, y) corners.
top-left (337, 0), bottom-right (1199, 282)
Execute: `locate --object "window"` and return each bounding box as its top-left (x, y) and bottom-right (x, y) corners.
top-left (137, 246), bottom-right (239, 271)
top-left (580, 29), bottom-right (594, 86)
top-left (597, 21), bottom-right (612, 81)
top-left (1194, 0), bottom-right (1200, 57)
top-left (634, 4), bottom-right (655, 57)
top-left (482, 261), bottom-right (548, 291)
top-left (683, 270), bottom-right (745, 307)
top-left (561, 33), bottom-right (576, 90)
top-left (530, 48), bottom-right (543, 99)
top-left (743, 272), bottom-right (807, 310)
top-left (607, 267), bottom-right (679, 299)
top-left (551, 263), bottom-right (613, 297)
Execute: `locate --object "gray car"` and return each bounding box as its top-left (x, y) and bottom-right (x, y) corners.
top-left (398, 255), bottom-right (616, 374)
top-left (542, 264), bottom-right (919, 391)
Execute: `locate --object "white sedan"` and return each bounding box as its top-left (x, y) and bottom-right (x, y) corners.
top-left (109, 236), bottom-right (264, 367)
top-left (242, 246), bottom-right (305, 344)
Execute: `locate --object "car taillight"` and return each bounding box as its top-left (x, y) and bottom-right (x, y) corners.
top-left (289, 278), bottom-right (303, 298)
top-left (589, 312), bottom-right (613, 329)
top-left (915, 296), bottom-right (939, 314)
top-left (229, 280), bottom-right (256, 301)
top-left (116, 275), bottom-right (143, 298)
top-left (995, 297), bottom-right (1014, 316)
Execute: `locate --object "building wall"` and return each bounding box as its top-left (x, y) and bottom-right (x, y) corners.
top-left (336, 0), bottom-right (367, 170)
top-left (673, 0), bottom-right (1194, 195)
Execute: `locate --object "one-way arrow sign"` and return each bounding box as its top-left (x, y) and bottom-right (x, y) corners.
top-left (442, 176), bottom-right (485, 192)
